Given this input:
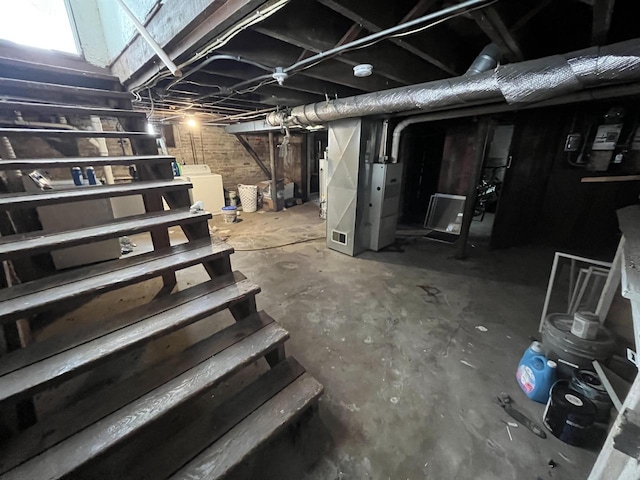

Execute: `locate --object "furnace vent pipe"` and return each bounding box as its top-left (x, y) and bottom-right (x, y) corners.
top-left (466, 44), bottom-right (501, 76)
top-left (389, 43), bottom-right (502, 162)
top-left (266, 39), bottom-right (640, 127)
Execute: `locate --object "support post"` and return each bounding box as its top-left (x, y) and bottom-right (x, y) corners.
top-left (456, 118), bottom-right (491, 260)
top-left (268, 132), bottom-right (280, 212)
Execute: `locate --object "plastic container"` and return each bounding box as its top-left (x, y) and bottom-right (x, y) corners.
top-left (71, 167), bottom-right (83, 186)
top-left (542, 313), bottom-right (615, 378)
top-left (543, 380), bottom-right (597, 446)
top-left (516, 354), bottom-right (557, 403)
top-left (237, 184), bottom-right (258, 213)
top-left (86, 166), bottom-right (97, 185)
top-left (228, 190), bottom-right (238, 207)
top-left (221, 205), bottom-right (237, 223)
top-left (521, 341), bottom-right (544, 364)
top-left (570, 369), bottom-right (612, 424)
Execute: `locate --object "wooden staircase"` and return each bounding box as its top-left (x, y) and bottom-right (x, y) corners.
top-left (0, 55), bottom-right (322, 479)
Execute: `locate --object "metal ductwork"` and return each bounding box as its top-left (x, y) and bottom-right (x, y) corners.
top-left (466, 43), bottom-right (501, 76)
top-left (266, 39), bottom-right (640, 127)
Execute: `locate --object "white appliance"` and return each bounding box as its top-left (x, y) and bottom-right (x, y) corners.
top-left (23, 177), bottom-right (121, 270)
top-left (368, 163), bottom-right (403, 251)
top-left (163, 164), bottom-right (225, 215)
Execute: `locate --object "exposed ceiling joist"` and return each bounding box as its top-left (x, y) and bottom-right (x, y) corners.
top-left (592, 0), bottom-right (616, 45)
top-left (112, 0), bottom-right (271, 87)
top-left (336, 23), bottom-right (364, 47)
top-left (253, 2), bottom-right (442, 85)
top-left (511, 0), bottom-right (553, 32)
top-left (399, 0), bottom-right (438, 23)
top-left (315, 0), bottom-right (461, 76)
top-left (200, 63), bottom-right (363, 98)
top-left (218, 31), bottom-right (399, 91)
top-left (471, 7), bottom-right (524, 62)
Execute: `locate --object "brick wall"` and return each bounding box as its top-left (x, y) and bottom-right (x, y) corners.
top-left (166, 124), bottom-right (270, 190)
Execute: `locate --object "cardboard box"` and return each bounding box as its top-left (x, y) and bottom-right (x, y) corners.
top-left (262, 196), bottom-right (284, 212)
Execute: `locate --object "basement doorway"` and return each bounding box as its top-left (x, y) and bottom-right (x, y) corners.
top-left (396, 116), bottom-right (514, 248)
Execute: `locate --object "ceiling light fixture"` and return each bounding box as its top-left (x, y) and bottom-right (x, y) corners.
top-left (353, 64), bottom-right (373, 77)
top-left (272, 67), bottom-right (288, 85)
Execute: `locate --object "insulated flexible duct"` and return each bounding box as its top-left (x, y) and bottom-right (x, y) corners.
top-left (266, 39), bottom-right (640, 127)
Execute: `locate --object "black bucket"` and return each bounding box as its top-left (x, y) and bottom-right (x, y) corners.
top-left (543, 380), bottom-right (597, 446)
top-left (570, 370), bottom-right (612, 424)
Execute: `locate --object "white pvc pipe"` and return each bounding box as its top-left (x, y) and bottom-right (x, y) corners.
top-left (114, 0), bottom-right (182, 77)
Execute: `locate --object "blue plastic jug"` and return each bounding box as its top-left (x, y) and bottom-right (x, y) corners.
top-left (516, 352), bottom-right (557, 403)
top-left (521, 341), bottom-right (544, 363)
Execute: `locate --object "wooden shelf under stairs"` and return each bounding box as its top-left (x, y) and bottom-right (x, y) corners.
top-left (0, 58), bottom-right (322, 479)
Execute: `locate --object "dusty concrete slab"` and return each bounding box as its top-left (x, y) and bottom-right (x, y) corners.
top-left (29, 203), bottom-right (599, 479)
top-left (205, 204), bottom-right (599, 479)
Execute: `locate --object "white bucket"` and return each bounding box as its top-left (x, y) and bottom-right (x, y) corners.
top-left (221, 206), bottom-right (237, 223)
top-left (237, 184), bottom-right (258, 213)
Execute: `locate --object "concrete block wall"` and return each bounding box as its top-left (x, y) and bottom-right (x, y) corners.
top-left (166, 124), bottom-right (269, 190)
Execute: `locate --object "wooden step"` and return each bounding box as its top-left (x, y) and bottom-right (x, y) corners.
top-left (0, 100), bottom-right (144, 118)
top-left (0, 238), bottom-right (231, 324)
top-left (0, 179), bottom-right (190, 211)
top-left (0, 77), bottom-right (131, 100)
top-left (0, 272), bottom-right (260, 404)
top-left (0, 312), bottom-right (275, 475)
top-left (0, 127), bottom-right (157, 139)
top-left (170, 364), bottom-right (323, 480)
top-left (0, 52), bottom-right (118, 84)
top-left (88, 357), bottom-right (315, 479)
top-left (0, 208), bottom-right (210, 261)
top-left (0, 313), bottom-right (289, 480)
top-left (0, 154), bottom-right (174, 171)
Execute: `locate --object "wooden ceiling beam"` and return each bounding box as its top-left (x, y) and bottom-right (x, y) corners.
top-left (199, 64), bottom-right (363, 98)
top-left (511, 0), bottom-right (553, 32)
top-left (399, 0), bottom-right (439, 23)
top-left (253, 5), bottom-right (439, 85)
top-left (315, 0), bottom-right (461, 76)
top-left (217, 31), bottom-right (399, 91)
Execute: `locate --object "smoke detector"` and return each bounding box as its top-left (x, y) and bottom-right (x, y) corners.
top-left (353, 64), bottom-right (373, 77)
top-left (272, 67), bottom-right (288, 85)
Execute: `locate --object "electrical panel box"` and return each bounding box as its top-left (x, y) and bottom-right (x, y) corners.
top-left (592, 124), bottom-right (623, 151)
top-left (564, 133), bottom-right (583, 152)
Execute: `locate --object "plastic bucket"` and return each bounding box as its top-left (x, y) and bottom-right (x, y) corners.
top-left (543, 380), bottom-right (597, 446)
top-left (237, 184), bottom-right (258, 213)
top-left (221, 205), bottom-right (237, 223)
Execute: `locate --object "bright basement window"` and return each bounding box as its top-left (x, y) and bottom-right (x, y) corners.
top-left (0, 0), bottom-right (78, 54)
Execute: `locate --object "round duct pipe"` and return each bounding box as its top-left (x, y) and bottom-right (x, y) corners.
top-left (466, 43), bottom-right (502, 76)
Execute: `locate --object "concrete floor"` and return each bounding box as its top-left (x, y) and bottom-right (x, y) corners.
top-left (208, 204), bottom-right (599, 479)
top-left (33, 203), bottom-right (600, 479)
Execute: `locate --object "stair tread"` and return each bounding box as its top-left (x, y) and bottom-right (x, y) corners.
top-left (0, 312), bottom-right (275, 475)
top-left (0, 272), bottom-right (260, 403)
top-left (0, 56), bottom-right (118, 83)
top-left (0, 100), bottom-right (144, 118)
top-left (170, 370), bottom-right (323, 480)
top-left (0, 128), bottom-right (157, 138)
top-left (0, 272), bottom-right (250, 377)
top-left (92, 357), bottom-right (308, 480)
top-left (0, 207), bottom-right (210, 261)
top-left (0, 238), bottom-right (232, 324)
top-left (0, 154), bottom-right (174, 170)
top-left (0, 77), bottom-right (131, 99)
top-left (0, 313), bottom-right (289, 480)
top-left (0, 179), bottom-right (191, 210)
